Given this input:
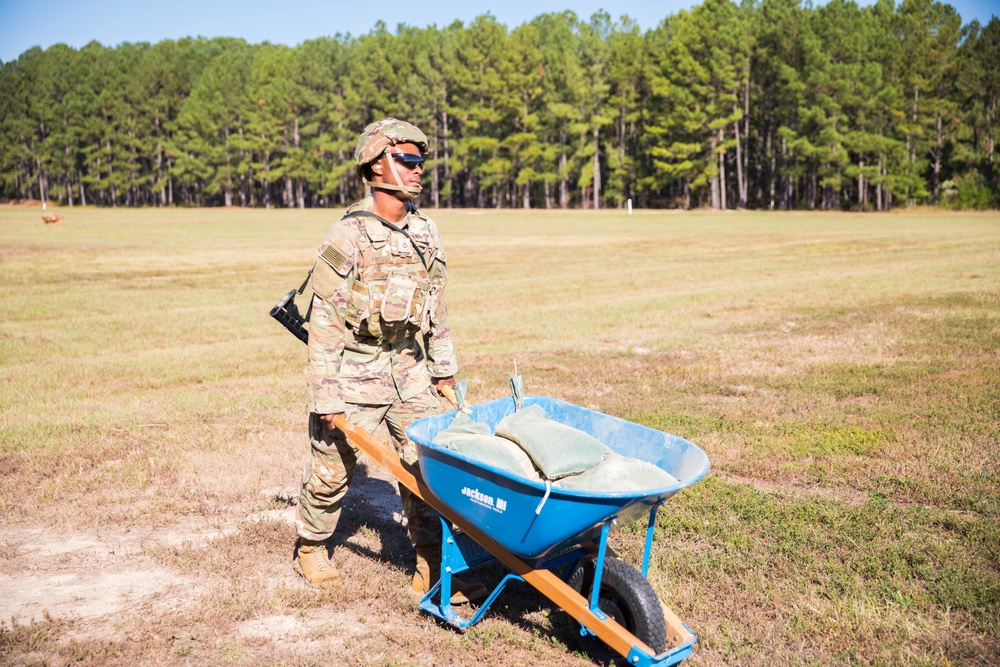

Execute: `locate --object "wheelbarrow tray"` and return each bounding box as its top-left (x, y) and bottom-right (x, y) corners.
top-left (408, 396), bottom-right (710, 560)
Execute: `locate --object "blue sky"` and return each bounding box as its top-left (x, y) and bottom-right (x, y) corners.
top-left (1, 0), bottom-right (996, 63)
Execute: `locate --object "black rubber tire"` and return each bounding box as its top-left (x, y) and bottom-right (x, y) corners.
top-left (567, 556), bottom-right (667, 665)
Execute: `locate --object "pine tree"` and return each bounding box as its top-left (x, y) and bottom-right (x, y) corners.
top-left (1, 3), bottom-right (996, 210)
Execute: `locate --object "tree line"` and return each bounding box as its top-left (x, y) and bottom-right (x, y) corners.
top-left (1, 0), bottom-right (998, 211)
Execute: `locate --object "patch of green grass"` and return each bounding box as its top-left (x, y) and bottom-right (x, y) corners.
top-left (792, 361), bottom-right (893, 399)
top-left (772, 422), bottom-right (893, 457)
top-left (631, 410), bottom-right (892, 457)
top-left (626, 411), bottom-right (735, 441)
top-left (653, 477), bottom-right (1000, 646)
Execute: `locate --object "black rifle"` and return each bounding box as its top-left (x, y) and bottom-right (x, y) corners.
top-left (270, 289), bottom-right (309, 344)
top-left (270, 267), bottom-right (312, 345)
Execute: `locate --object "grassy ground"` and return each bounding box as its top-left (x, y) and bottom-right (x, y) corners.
top-left (1, 205), bottom-right (997, 666)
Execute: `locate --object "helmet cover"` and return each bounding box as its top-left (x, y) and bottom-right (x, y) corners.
top-left (354, 118), bottom-right (428, 171)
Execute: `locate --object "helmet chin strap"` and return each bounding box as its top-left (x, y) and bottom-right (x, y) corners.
top-left (363, 150), bottom-right (422, 200)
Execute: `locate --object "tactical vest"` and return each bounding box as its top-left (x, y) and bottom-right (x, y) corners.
top-left (344, 214), bottom-right (440, 343)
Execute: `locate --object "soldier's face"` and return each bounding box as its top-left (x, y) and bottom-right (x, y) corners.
top-left (375, 142), bottom-right (424, 190)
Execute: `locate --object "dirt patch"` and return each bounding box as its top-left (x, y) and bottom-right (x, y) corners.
top-left (718, 472), bottom-right (870, 506)
top-left (0, 567), bottom-right (186, 623)
top-left (0, 502), bottom-right (295, 629)
top-left (236, 608), bottom-right (378, 652)
top-left (0, 455), bottom-right (413, 644)
top-left (0, 526), bottom-right (195, 631)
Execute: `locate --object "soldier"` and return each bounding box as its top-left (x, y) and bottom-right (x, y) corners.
top-left (295, 118), bottom-right (486, 604)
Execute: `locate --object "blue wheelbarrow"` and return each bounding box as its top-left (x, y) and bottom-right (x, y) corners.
top-left (334, 395), bottom-right (709, 666)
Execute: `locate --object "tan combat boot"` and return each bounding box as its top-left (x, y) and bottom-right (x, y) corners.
top-left (296, 539), bottom-right (341, 585)
top-left (412, 547), bottom-right (487, 604)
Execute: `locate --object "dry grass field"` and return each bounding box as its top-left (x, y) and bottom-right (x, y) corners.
top-left (1, 205), bottom-right (997, 666)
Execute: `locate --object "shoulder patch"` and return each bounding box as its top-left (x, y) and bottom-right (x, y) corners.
top-left (312, 261), bottom-right (340, 300)
top-left (319, 238), bottom-right (354, 277)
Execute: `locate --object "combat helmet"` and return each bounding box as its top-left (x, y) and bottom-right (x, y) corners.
top-left (355, 118), bottom-right (428, 200)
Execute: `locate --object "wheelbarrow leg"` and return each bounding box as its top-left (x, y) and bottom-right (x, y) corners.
top-left (438, 519), bottom-right (457, 621)
top-left (420, 518), bottom-right (522, 629)
top-left (587, 520), bottom-right (613, 620)
top-left (642, 502), bottom-right (664, 578)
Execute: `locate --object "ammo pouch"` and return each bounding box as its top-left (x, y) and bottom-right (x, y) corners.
top-left (345, 273), bottom-right (430, 341)
top-left (345, 280), bottom-right (370, 331)
top-left (381, 273), bottom-right (419, 323)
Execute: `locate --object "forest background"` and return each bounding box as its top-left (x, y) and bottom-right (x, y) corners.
top-left (1, 0), bottom-right (999, 212)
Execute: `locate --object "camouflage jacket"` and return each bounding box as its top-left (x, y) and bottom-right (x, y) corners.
top-left (307, 197), bottom-right (458, 414)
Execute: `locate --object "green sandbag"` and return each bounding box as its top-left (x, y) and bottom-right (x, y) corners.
top-left (433, 412), bottom-right (540, 480)
top-left (554, 452), bottom-right (680, 493)
top-left (494, 404), bottom-right (610, 480)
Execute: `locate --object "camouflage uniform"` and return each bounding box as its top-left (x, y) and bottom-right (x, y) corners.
top-left (296, 192), bottom-right (457, 553)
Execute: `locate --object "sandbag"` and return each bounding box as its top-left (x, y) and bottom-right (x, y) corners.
top-left (494, 404), bottom-right (610, 480)
top-left (433, 412), bottom-right (540, 480)
top-left (554, 452), bottom-right (679, 493)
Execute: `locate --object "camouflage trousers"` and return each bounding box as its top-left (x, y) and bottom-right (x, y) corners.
top-left (296, 387), bottom-right (442, 551)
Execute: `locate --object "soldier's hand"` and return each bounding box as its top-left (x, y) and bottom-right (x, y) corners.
top-left (318, 413), bottom-right (345, 429)
top-left (431, 376), bottom-right (456, 397)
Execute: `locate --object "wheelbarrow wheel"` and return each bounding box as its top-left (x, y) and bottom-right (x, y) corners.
top-left (568, 556), bottom-right (667, 665)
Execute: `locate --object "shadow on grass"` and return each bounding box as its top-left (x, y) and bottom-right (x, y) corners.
top-left (327, 461), bottom-right (586, 652)
top-left (329, 461), bottom-right (412, 575)
top-left (477, 563), bottom-right (583, 631)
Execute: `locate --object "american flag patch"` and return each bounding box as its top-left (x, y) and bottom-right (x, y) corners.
top-left (320, 241), bottom-right (352, 275)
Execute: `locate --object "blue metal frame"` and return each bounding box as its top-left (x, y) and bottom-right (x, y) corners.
top-left (587, 521), bottom-right (613, 620)
top-left (418, 512), bottom-right (698, 667)
top-left (642, 502), bottom-right (664, 578)
top-left (419, 515), bottom-right (609, 629)
top-left (418, 517), bottom-right (523, 627)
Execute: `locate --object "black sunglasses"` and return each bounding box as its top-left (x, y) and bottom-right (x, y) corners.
top-left (388, 152), bottom-right (425, 168)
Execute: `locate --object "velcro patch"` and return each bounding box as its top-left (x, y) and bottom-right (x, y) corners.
top-left (312, 261), bottom-right (340, 300)
top-left (319, 240), bottom-right (353, 277)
